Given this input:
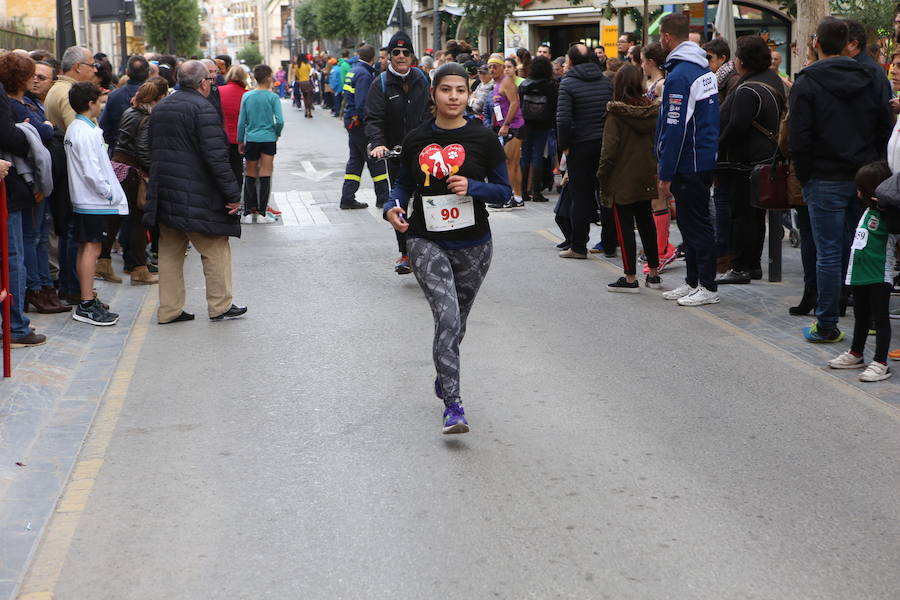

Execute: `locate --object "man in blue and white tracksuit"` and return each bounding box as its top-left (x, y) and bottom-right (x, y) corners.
top-left (655, 14), bottom-right (721, 306)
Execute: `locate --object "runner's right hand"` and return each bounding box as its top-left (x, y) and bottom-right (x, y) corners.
top-left (386, 206), bottom-right (409, 233)
top-left (370, 145), bottom-right (389, 159)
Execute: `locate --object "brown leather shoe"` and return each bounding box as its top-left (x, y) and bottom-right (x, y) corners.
top-left (94, 258), bottom-right (122, 283)
top-left (26, 287), bottom-right (70, 313)
top-left (130, 265), bottom-right (159, 285)
top-left (10, 331), bottom-right (47, 348)
top-left (42, 287), bottom-right (72, 312)
top-left (25, 288), bottom-right (69, 314)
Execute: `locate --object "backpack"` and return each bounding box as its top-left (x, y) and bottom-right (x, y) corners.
top-left (519, 80), bottom-right (552, 125)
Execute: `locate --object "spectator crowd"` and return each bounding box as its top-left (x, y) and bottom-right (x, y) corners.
top-left (3, 10), bottom-right (900, 384)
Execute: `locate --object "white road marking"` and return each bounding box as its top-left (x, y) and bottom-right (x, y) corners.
top-left (279, 190), bottom-right (331, 227)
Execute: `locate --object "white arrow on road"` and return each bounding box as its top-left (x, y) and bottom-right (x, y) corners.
top-left (291, 160), bottom-right (336, 182)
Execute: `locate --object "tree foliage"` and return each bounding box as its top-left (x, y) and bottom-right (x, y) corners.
top-left (831, 0), bottom-right (896, 36)
top-left (350, 0), bottom-right (393, 38)
top-left (138, 0), bottom-right (200, 56)
top-left (236, 42), bottom-right (264, 67)
top-left (295, 0), bottom-right (320, 42)
top-left (460, 0), bottom-right (520, 40)
top-left (314, 0), bottom-right (355, 41)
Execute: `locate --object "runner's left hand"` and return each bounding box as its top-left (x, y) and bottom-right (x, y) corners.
top-left (226, 202), bottom-right (241, 215)
top-left (447, 175), bottom-right (468, 196)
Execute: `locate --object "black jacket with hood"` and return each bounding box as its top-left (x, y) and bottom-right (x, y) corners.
top-left (364, 68), bottom-right (431, 151)
top-left (789, 56), bottom-right (894, 183)
top-left (597, 100), bottom-right (660, 207)
top-left (556, 62), bottom-right (613, 150)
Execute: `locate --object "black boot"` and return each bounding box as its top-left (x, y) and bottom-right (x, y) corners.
top-left (530, 166), bottom-right (548, 202)
top-left (789, 285), bottom-right (817, 316)
top-left (258, 176), bottom-right (271, 215)
top-left (242, 176), bottom-right (258, 215)
top-left (520, 165), bottom-right (531, 202)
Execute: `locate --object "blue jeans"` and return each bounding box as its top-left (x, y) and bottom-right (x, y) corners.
top-left (21, 201), bottom-right (52, 290)
top-left (520, 127), bottom-right (550, 170)
top-left (57, 221), bottom-right (80, 296)
top-left (5, 211), bottom-right (32, 338)
top-left (802, 179), bottom-right (858, 330)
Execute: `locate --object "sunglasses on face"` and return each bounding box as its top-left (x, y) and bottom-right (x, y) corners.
top-left (391, 49), bottom-right (411, 57)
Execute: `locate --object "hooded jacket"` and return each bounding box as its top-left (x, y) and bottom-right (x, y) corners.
top-left (365, 67), bottom-right (431, 150)
top-left (143, 88), bottom-right (241, 237)
top-left (789, 56), bottom-right (894, 183)
top-left (64, 116), bottom-right (127, 215)
top-left (654, 41), bottom-right (719, 181)
top-left (556, 62), bottom-right (613, 150)
top-left (597, 100), bottom-right (660, 206)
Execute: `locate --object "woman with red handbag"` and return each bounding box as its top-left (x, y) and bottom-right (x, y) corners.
top-left (715, 36), bottom-right (786, 285)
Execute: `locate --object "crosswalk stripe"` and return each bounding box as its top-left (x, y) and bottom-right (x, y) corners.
top-left (300, 191), bottom-right (329, 225)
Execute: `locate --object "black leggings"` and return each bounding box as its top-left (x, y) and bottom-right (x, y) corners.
top-left (612, 201), bottom-right (658, 275)
top-left (851, 282), bottom-right (891, 363)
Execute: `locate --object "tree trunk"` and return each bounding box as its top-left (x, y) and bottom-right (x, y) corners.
top-left (793, 0), bottom-right (828, 75)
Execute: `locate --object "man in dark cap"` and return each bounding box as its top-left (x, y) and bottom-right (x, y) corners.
top-left (365, 31), bottom-right (432, 274)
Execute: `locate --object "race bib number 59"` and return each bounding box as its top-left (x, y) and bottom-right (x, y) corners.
top-left (422, 194), bottom-right (475, 232)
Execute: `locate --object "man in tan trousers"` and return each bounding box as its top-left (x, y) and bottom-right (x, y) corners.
top-left (143, 60), bottom-right (247, 324)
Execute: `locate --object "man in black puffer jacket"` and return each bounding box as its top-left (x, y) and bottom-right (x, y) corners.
top-left (365, 31), bottom-right (431, 274)
top-left (144, 60), bottom-right (246, 325)
top-left (557, 44), bottom-right (615, 258)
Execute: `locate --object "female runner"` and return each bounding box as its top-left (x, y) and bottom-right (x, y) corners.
top-left (384, 63), bottom-right (512, 434)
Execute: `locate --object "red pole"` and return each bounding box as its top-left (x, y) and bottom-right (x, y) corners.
top-left (1, 179), bottom-right (10, 377)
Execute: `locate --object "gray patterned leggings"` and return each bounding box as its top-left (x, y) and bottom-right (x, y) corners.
top-left (407, 237), bottom-right (493, 407)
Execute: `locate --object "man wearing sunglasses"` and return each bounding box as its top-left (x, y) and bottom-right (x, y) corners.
top-left (364, 32), bottom-right (431, 274)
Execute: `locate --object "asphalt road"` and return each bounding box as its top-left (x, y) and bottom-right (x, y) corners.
top-left (23, 101), bottom-right (900, 600)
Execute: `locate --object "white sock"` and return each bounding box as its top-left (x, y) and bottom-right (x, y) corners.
top-left (514, 195), bottom-right (522, 202)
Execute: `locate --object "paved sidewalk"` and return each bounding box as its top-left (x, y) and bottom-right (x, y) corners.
top-left (548, 220), bottom-right (900, 406)
top-left (0, 270), bottom-right (148, 599)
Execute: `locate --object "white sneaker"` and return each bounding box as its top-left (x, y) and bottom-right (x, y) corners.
top-left (255, 214), bottom-right (278, 224)
top-left (859, 361), bottom-right (891, 382)
top-left (662, 283), bottom-right (696, 301)
top-left (827, 351), bottom-right (865, 370)
top-left (240, 214), bottom-right (256, 224)
top-left (677, 285), bottom-right (720, 306)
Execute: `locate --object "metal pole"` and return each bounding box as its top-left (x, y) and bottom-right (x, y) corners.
top-left (432, 0), bottom-right (441, 53)
top-left (768, 209), bottom-right (782, 282)
top-left (642, 0), bottom-right (649, 46)
top-left (1, 180), bottom-right (11, 378)
top-left (119, 13), bottom-right (128, 75)
top-left (617, 10), bottom-right (625, 58)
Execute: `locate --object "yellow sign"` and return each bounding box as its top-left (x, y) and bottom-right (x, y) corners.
top-left (602, 25), bottom-right (618, 59)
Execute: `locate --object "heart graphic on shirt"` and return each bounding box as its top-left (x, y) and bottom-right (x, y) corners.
top-left (418, 143), bottom-right (466, 186)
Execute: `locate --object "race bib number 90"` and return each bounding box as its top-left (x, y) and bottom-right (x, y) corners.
top-left (423, 194), bottom-right (475, 232)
